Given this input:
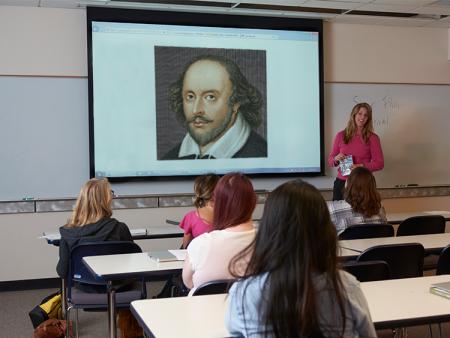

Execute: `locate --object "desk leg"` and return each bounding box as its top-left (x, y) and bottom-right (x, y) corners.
top-left (61, 279), bottom-right (67, 319)
top-left (107, 281), bottom-right (117, 338)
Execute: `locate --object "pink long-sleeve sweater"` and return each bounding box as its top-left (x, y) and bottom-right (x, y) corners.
top-left (328, 130), bottom-right (384, 180)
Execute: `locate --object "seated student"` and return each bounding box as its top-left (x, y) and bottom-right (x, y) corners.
top-left (180, 173), bottom-right (219, 248)
top-left (55, 178), bottom-right (141, 338)
top-left (327, 166), bottom-right (387, 235)
top-left (56, 178), bottom-right (132, 280)
top-left (182, 172), bottom-right (256, 292)
top-left (226, 179), bottom-right (376, 338)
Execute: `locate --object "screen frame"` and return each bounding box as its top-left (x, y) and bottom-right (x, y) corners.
top-left (86, 6), bottom-right (325, 182)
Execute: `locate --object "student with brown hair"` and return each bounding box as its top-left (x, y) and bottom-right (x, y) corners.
top-left (327, 166), bottom-right (387, 235)
top-left (179, 173), bottom-right (220, 248)
top-left (226, 179), bottom-right (376, 338)
top-left (182, 172), bottom-right (256, 291)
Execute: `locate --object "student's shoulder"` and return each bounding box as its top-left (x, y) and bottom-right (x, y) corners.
top-left (187, 231), bottom-right (211, 249)
top-left (230, 273), bottom-right (268, 298)
top-left (327, 200), bottom-right (351, 212)
top-left (339, 270), bottom-right (361, 290)
top-left (182, 210), bottom-right (197, 221)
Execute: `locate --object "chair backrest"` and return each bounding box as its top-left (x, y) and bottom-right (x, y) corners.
top-left (396, 215), bottom-right (445, 236)
top-left (68, 241), bottom-right (142, 288)
top-left (191, 279), bottom-right (235, 296)
top-left (436, 244), bottom-right (450, 275)
top-left (357, 243), bottom-right (424, 279)
top-left (342, 260), bottom-right (390, 282)
top-left (339, 223), bottom-right (394, 240)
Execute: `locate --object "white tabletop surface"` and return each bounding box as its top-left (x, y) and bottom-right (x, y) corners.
top-left (338, 246), bottom-right (360, 258)
top-left (83, 252), bottom-right (185, 279)
top-left (83, 247), bottom-right (357, 280)
top-left (132, 294), bottom-right (230, 338)
top-left (340, 233), bottom-right (450, 253)
top-left (361, 275), bottom-right (450, 327)
top-left (41, 225), bottom-right (183, 241)
top-left (387, 211), bottom-right (450, 224)
top-left (131, 275), bottom-right (450, 337)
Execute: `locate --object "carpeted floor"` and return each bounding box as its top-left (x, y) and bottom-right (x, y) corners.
top-left (0, 282), bottom-right (165, 338)
top-left (0, 282), bottom-right (448, 338)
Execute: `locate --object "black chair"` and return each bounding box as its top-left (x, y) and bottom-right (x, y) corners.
top-left (432, 244), bottom-right (450, 338)
top-left (436, 244), bottom-right (450, 275)
top-left (357, 243), bottom-right (424, 279)
top-left (65, 241), bottom-right (146, 338)
top-left (342, 260), bottom-right (390, 282)
top-left (396, 215), bottom-right (445, 236)
top-left (339, 223), bottom-right (394, 240)
top-left (191, 279), bottom-right (235, 296)
top-left (397, 215), bottom-right (446, 270)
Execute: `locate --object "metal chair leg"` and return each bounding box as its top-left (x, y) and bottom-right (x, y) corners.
top-left (61, 279), bottom-right (67, 320)
top-left (66, 305), bottom-right (72, 338)
top-left (75, 308), bottom-right (79, 338)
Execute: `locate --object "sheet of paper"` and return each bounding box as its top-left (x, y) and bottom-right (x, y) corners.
top-left (130, 228), bottom-right (147, 236)
top-left (168, 249), bottom-right (186, 261)
top-left (38, 232), bottom-right (60, 240)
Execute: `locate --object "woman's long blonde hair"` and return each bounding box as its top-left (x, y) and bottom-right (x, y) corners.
top-left (67, 178), bottom-right (113, 227)
top-left (344, 102), bottom-right (373, 144)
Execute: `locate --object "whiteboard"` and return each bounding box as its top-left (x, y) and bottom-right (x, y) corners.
top-left (324, 83), bottom-right (450, 188)
top-left (1, 77), bottom-right (449, 200)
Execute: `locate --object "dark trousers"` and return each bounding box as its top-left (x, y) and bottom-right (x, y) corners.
top-left (333, 178), bottom-right (346, 201)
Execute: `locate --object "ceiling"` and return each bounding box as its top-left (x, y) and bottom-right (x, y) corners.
top-left (2, 0), bottom-right (450, 27)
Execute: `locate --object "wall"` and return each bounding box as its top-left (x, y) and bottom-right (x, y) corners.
top-left (323, 23), bottom-right (450, 84)
top-left (0, 6), bottom-right (449, 282)
top-left (0, 6), bottom-right (86, 76)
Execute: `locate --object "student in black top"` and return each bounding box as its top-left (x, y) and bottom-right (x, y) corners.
top-left (56, 178), bottom-right (132, 278)
top-left (55, 178), bottom-right (142, 338)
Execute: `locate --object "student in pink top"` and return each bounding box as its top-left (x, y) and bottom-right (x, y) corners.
top-left (180, 174), bottom-right (219, 248)
top-left (329, 102), bottom-right (384, 200)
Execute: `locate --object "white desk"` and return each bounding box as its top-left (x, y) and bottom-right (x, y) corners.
top-left (83, 252), bottom-right (184, 279)
top-left (361, 275), bottom-right (450, 329)
top-left (83, 252), bottom-right (185, 338)
top-left (387, 211), bottom-right (450, 224)
top-left (131, 275), bottom-right (450, 337)
top-left (132, 294), bottom-right (229, 338)
top-left (340, 233), bottom-right (450, 254)
top-left (338, 246), bottom-right (360, 259)
top-left (41, 226), bottom-right (184, 246)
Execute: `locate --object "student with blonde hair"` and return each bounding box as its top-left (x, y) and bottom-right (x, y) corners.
top-left (56, 178), bottom-right (132, 280)
top-left (56, 178), bottom-right (142, 338)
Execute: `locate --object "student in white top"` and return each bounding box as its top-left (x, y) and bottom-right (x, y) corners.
top-left (182, 172), bottom-right (257, 291)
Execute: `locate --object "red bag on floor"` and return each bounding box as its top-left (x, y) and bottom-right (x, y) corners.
top-left (34, 318), bottom-right (72, 338)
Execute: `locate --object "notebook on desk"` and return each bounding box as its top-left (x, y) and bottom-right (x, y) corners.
top-left (148, 250), bottom-right (179, 263)
top-left (430, 281), bottom-right (450, 299)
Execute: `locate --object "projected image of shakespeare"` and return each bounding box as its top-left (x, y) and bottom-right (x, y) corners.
top-left (156, 48), bottom-right (267, 160)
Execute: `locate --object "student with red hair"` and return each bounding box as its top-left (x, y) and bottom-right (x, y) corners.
top-left (182, 172), bottom-right (256, 291)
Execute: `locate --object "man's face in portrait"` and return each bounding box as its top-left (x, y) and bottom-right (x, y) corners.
top-left (182, 60), bottom-right (240, 146)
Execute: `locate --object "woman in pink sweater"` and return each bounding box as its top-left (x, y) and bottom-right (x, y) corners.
top-left (329, 102), bottom-right (384, 200)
